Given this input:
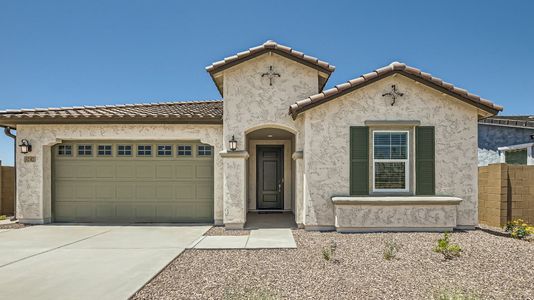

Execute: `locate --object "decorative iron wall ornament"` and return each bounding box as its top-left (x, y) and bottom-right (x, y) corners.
top-left (382, 84), bottom-right (404, 106)
top-left (261, 66), bottom-right (280, 86)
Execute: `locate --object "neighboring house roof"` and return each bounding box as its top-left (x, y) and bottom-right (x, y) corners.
top-left (289, 61), bottom-right (503, 119)
top-left (206, 40), bottom-right (335, 96)
top-left (479, 115), bottom-right (534, 129)
top-left (0, 100), bottom-right (223, 127)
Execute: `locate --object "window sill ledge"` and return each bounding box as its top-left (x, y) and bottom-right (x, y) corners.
top-left (331, 196), bottom-right (463, 206)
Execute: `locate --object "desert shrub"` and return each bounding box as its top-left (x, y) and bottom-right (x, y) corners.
top-left (322, 239), bottom-right (337, 262)
top-left (504, 219), bottom-right (534, 240)
top-left (433, 289), bottom-right (479, 300)
top-left (383, 240), bottom-right (400, 260)
top-left (433, 232), bottom-right (461, 260)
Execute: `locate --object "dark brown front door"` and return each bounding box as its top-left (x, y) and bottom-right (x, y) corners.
top-left (257, 145), bottom-right (283, 209)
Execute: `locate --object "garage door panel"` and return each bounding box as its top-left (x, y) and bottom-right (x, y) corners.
top-left (116, 164), bottom-right (136, 178)
top-left (96, 184), bottom-right (115, 200)
top-left (156, 165), bottom-right (173, 179)
top-left (175, 164), bottom-right (195, 178)
top-left (96, 165), bottom-right (115, 178)
top-left (156, 183), bottom-right (174, 200)
top-left (136, 165), bottom-right (155, 178)
top-left (96, 204), bottom-right (115, 219)
top-left (75, 184), bottom-right (95, 200)
top-left (53, 142), bottom-right (214, 223)
top-left (175, 182), bottom-right (196, 199)
top-left (196, 165), bottom-right (213, 178)
top-left (196, 183), bottom-right (214, 198)
top-left (76, 164), bottom-right (97, 178)
top-left (55, 164), bottom-right (78, 179)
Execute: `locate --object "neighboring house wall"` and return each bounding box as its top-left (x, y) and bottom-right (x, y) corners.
top-left (478, 124), bottom-right (534, 166)
top-left (220, 53), bottom-right (318, 226)
top-left (0, 163), bottom-right (15, 216)
top-left (300, 74), bottom-right (479, 228)
top-left (15, 124), bottom-right (223, 224)
top-left (479, 163), bottom-right (534, 227)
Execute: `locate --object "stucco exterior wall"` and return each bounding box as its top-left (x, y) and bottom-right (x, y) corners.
top-left (220, 53), bottom-right (318, 226)
top-left (478, 124), bottom-right (534, 166)
top-left (15, 124), bottom-right (223, 224)
top-left (222, 53), bottom-right (318, 146)
top-left (301, 74), bottom-right (480, 228)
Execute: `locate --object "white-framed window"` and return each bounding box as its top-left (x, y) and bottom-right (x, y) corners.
top-left (77, 144), bottom-right (93, 156)
top-left (58, 145), bottom-right (72, 156)
top-left (372, 130), bottom-right (409, 192)
top-left (197, 145), bottom-right (212, 156)
top-left (157, 145), bottom-right (172, 156)
top-left (137, 145), bottom-right (152, 156)
top-left (177, 145), bottom-right (192, 156)
top-left (97, 145), bottom-right (112, 156)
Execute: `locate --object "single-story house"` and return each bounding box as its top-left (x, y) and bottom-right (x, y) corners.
top-left (0, 40), bottom-right (503, 231)
top-left (478, 116), bottom-right (534, 166)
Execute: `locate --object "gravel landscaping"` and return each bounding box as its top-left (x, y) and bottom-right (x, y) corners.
top-left (133, 229), bottom-right (534, 300)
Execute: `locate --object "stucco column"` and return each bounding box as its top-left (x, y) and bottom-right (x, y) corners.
top-left (292, 151), bottom-right (304, 228)
top-left (220, 150), bottom-right (249, 229)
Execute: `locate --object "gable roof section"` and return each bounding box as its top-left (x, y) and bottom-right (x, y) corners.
top-left (206, 40), bottom-right (335, 95)
top-left (0, 100), bottom-right (223, 127)
top-left (289, 62), bottom-right (503, 119)
top-left (479, 116), bottom-right (534, 129)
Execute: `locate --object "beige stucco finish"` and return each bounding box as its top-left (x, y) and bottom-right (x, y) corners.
top-left (301, 74), bottom-right (479, 229)
top-left (15, 124), bottom-right (223, 224)
top-left (13, 52), bottom-right (483, 231)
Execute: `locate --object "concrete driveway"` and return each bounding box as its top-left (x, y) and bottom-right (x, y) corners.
top-left (0, 224), bottom-right (210, 300)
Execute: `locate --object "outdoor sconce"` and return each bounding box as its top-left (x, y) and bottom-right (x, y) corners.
top-left (229, 135), bottom-right (237, 151)
top-left (19, 139), bottom-right (32, 154)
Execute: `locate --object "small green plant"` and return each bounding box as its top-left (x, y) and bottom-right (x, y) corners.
top-left (433, 232), bottom-right (462, 260)
top-left (504, 219), bottom-right (534, 240)
top-left (0, 215), bottom-right (7, 221)
top-left (383, 240), bottom-right (400, 260)
top-left (322, 239), bottom-right (337, 262)
top-left (433, 288), bottom-right (480, 300)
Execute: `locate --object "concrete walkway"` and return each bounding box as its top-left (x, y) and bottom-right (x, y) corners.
top-left (0, 224), bottom-right (210, 300)
top-left (192, 228), bottom-right (296, 249)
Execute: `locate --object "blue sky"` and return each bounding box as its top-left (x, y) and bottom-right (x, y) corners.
top-left (1, 0), bottom-right (533, 165)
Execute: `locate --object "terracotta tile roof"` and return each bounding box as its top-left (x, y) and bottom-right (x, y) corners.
top-left (0, 100), bottom-right (223, 125)
top-left (206, 40), bottom-right (336, 74)
top-left (479, 116), bottom-right (534, 129)
top-left (289, 62), bottom-right (503, 119)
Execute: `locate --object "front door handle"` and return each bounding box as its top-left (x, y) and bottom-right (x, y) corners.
top-left (278, 183), bottom-right (282, 193)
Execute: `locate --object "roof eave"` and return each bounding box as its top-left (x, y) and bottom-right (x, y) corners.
top-left (207, 48), bottom-right (335, 96)
top-left (289, 70), bottom-right (502, 119)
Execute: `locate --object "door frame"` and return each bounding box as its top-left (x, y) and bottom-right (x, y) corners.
top-left (256, 145), bottom-right (284, 210)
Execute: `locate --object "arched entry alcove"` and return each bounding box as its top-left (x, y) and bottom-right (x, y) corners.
top-left (245, 126), bottom-right (296, 227)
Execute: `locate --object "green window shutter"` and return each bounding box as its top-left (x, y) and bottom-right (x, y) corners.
top-left (350, 126), bottom-right (369, 195)
top-left (416, 126), bottom-right (435, 195)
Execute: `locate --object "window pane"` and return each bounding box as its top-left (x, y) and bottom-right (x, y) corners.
top-left (137, 145), bottom-right (152, 156)
top-left (117, 145), bottom-right (132, 156)
top-left (198, 145), bottom-right (212, 156)
top-left (77, 145), bottom-right (92, 156)
top-left (375, 162), bottom-right (405, 190)
top-left (98, 145), bottom-right (112, 156)
top-left (178, 145), bottom-right (192, 156)
top-left (374, 133), bottom-right (391, 145)
top-left (58, 145), bottom-right (72, 156)
top-left (157, 145), bottom-right (172, 156)
top-left (374, 132), bottom-right (407, 159)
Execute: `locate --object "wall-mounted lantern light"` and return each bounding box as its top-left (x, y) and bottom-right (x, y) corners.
top-left (229, 135), bottom-right (237, 151)
top-left (19, 139), bottom-right (32, 154)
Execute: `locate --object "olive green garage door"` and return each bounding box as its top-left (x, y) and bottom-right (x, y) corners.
top-left (52, 141), bottom-right (214, 223)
